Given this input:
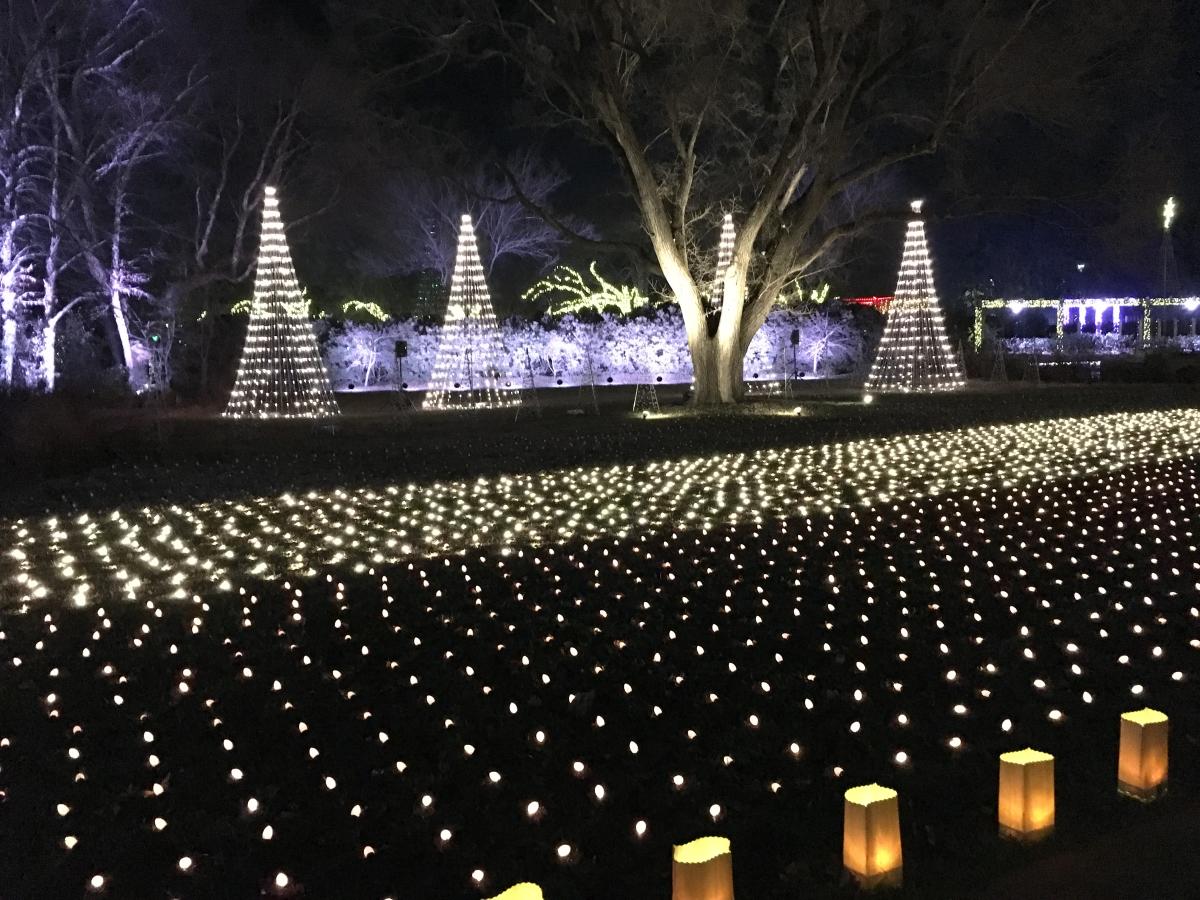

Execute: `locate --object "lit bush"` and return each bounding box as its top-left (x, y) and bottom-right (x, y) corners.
top-left (324, 308), bottom-right (867, 390)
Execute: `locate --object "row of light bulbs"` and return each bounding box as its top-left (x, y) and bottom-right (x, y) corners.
top-left (7, 408), bottom-right (1200, 605)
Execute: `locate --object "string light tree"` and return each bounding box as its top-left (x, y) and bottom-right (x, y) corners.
top-left (222, 185), bottom-right (340, 419)
top-left (1161, 197), bottom-right (1179, 295)
top-left (708, 213), bottom-right (736, 321)
top-left (424, 214), bottom-right (519, 410)
top-left (864, 200), bottom-right (965, 394)
top-left (680, 212), bottom-right (735, 406)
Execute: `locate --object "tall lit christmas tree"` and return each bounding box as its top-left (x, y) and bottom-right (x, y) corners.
top-left (708, 213), bottom-right (736, 316)
top-left (1161, 196), bottom-right (1179, 295)
top-left (865, 200), bottom-right (964, 393)
top-left (223, 185), bottom-right (339, 419)
top-left (424, 214), bottom-right (518, 409)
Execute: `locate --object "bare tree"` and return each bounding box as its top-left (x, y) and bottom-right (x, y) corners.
top-left (0, 0), bottom-right (42, 388)
top-left (160, 109), bottom-right (297, 308)
top-left (797, 309), bottom-right (862, 376)
top-left (358, 148), bottom-right (591, 283)
top-left (376, 0), bottom-right (1162, 403)
top-left (1, 0), bottom-right (348, 393)
top-left (2, 0), bottom-right (180, 389)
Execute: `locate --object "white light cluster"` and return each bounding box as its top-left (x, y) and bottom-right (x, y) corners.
top-left (866, 201), bottom-right (965, 393)
top-left (708, 214), bottom-right (736, 316)
top-left (222, 186), bottom-right (340, 420)
top-left (5, 409), bottom-right (1200, 605)
top-left (424, 215), bottom-right (518, 410)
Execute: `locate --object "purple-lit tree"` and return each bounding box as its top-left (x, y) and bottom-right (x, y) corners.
top-left (0, 0), bottom-right (47, 390)
top-left (0, 0), bottom-right (183, 390)
top-left (0, 0), bottom-right (333, 394)
top-left (0, 63), bottom-right (37, 390)
top-left (797, 309), bottom-right (864, 377)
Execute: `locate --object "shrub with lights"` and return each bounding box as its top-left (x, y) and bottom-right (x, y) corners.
top-left (326, 307), bottom-right (868, 392)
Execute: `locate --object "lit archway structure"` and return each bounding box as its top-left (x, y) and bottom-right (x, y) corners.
top-left (972, 296), bottom-right (1200, 351)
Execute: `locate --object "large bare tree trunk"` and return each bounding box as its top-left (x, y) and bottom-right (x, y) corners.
top-left (689, 330), bottom-right (720, 404)
top-left (108, 200), bottom-right (133, 376)
top-left (40, 304), bottom-right (57, 391)
top-left (687, 250), bottom-right (754, 405)
top-left (0, 228), bottom-right (17, 388)
top-left (0, 308), bottom-right (15, 388)
top-left (716, 330), bottom-right (745, 402)
top-left (687, 327), bottom-right (747, 404)
top-left (110, 282), bottom-right (133, 371)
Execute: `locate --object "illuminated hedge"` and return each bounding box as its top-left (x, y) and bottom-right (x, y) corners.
top-left (324, 308), bottom-right (866, 391)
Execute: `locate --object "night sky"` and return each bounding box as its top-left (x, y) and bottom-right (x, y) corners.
top-left (198, 0), bottom-right (1200, 304)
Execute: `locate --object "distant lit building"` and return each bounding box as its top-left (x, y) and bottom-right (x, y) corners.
top-left (972, 296), bottom-right (1200, 352)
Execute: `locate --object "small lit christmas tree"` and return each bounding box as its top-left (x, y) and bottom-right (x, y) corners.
top-left (223, 185), bottom-right (339, 419)
top-left (865, 200), bottom-right (964, 393)
top-left (708, 213), bottom-right (736, 316)
top-left (424, 214), bottom-right (518, 409)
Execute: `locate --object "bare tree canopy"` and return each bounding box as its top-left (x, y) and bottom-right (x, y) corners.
top-left (0, 0), bottom-right (360, 393)
top-left (351, 0), bottom-right (1173, 402)
top-left (353, 148), bottom-right (593, 284)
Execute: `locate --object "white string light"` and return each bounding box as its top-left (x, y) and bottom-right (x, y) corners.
top-left (222, 186), bottom-right (339, 419)
top-left (866, 200), bottom-right (965, 393)
top-left (708, 214), bottom-right (736, 316)
top-left (424, 215), bottom-right (518, 410)
top-left (6, 408), bottom-right (1200, 604)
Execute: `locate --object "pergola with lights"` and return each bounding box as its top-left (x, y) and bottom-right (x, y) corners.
top-left (972, 296), bottom-right (1200, 350)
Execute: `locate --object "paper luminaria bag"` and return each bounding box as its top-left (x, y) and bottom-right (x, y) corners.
top-left (843, 783), bottom-right (903, 888)
top-left (998, 748), bottom-right (1055, 840)
top-left (672, 836), bottom-right (734, 900)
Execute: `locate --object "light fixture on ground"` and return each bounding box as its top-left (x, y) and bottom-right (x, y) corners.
top-left (998, 748), bottom-right (1055, 840)
top-left (672, 836), bottom-right (733, 900)
top-left (1118, 708), bottom-right (1168, 801)
top-left (842, 784), bottom-right (902, 888)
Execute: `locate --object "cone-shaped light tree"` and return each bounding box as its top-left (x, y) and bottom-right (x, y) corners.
top-left (223, 186), bottom-right (339, 419)
top-left (865, 201), bottom-right (965, 393)
top-left (424, 214), bottom-right (518, 409)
